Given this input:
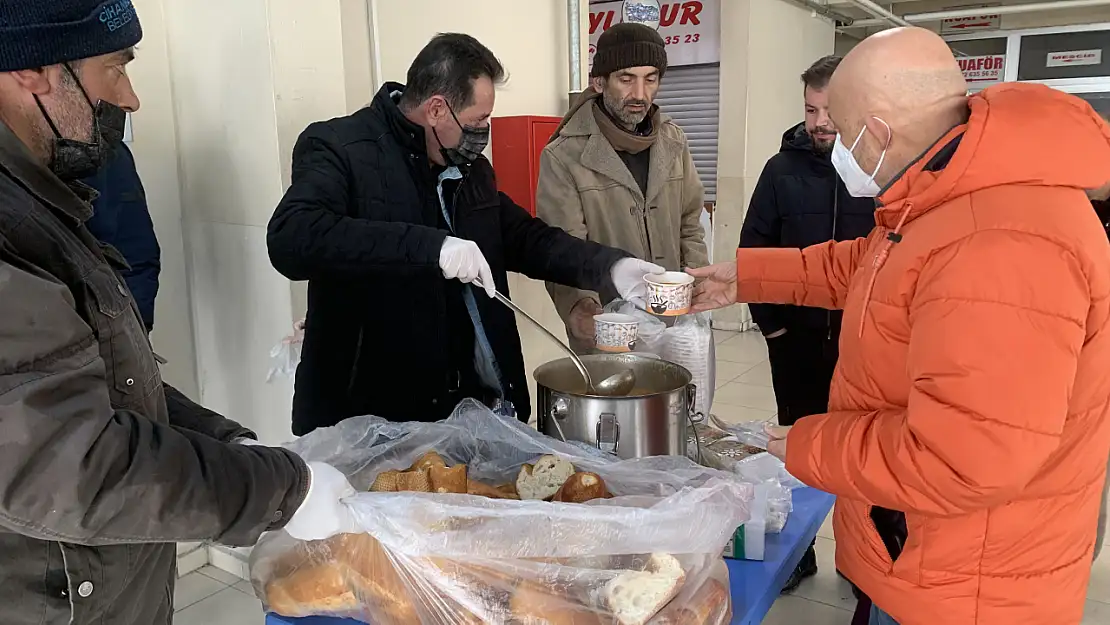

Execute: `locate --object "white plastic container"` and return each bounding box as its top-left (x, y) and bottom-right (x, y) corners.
top-left (723, 482), bottom-right (769, 560)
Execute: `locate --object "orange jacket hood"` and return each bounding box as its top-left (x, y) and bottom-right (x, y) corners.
top-left (878, 82), bottom-right (1110, 229)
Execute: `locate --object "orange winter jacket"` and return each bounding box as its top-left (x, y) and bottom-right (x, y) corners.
top-left (737, 83), bottom-right (1110, 625)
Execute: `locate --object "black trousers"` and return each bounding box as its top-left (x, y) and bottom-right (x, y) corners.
top-left (766, 325), bottom-right (839, 426)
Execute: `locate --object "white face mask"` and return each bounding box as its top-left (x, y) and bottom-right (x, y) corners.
top-left (832, 118), bottom-right (890, 198)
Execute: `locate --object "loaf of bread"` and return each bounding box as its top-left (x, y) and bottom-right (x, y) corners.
top-left (264, 534), bottom-right (502, 625)
top-left (429, 464), bottom-right (468, 494)
top-left (265, 560), bottom-right (362, 616)
top-left (603, 553), bottom-right (686, 625)
top-left (509, 583), bottom-right (603, 625)
top-left (552, 472), bottom-right (611, 503)
top-left (410, 451), bottom-right (449, 471)
top-left (369, 470), bottom-right (400, 493)
top-left (370, 468), bottom-right (434, 493)
top-left (517, 455), bottom-right (576, 500)
top-left (654, 578), bottom-right (730, 625)
top-left (466, 478), bottom-right (521, 500)
top-left (264, 533), bottom-right (416, 623)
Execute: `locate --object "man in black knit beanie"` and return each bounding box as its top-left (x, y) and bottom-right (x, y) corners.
top-left (538, 22), bottom-right (708, 352)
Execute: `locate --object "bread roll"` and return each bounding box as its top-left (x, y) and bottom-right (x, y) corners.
top-left (410, 451), bottom-right (448, 471)
top-left (552, 472), bottom-right (611, 503)
top-left (516, 455), bottom-right (576, 500)
top-left (429, 464), bottom-right (468, 494)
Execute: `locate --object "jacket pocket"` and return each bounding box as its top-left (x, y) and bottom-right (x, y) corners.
top-left (870, 506), bottom-right (908, 563)
top-left (84, 268), bottom-right (160, 408)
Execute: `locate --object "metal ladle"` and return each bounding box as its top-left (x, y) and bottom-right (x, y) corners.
top-left (475, 280), bottom-right (636, 396)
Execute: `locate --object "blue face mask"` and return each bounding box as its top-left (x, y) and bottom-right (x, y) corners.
top-left (831, 117), bottom-right (890, 198)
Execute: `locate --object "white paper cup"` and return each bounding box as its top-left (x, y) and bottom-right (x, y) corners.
top-left (594, 313), bottom-right (640, 353)
top-left (645, 271), bottom-right (695, 317)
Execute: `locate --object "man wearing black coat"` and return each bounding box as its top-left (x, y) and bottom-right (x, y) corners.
top-left (83, 142), bottom-right (161, 331)
top-left (737, 55), bottom-right (876, 594)
top-left (268, 33), bottom-right (660, 435)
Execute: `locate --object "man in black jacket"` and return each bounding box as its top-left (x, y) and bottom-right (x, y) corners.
top-left (268, 33), bottom-right (660, 435)
top-left (82, 142), bottom-right (161, 331)
top-left (737, 55), bottom-right (876, 593)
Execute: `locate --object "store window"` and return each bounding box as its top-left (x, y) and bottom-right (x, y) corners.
top-left (654, 63), bottom-right (721, 201)
top-left (1018, 30), bottom-right (1110, 80)
top-left (1074, 91), bottom-right (1110, 122)
top-left (948, 38), bottom-right (1007, 86)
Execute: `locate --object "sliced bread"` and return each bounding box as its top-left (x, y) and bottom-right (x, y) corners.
top-left (602, 554), bottom-right (686, 625)
top-left (515, 455), bottom-right (576, 500)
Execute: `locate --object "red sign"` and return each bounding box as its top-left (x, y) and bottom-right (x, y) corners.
top-left (940, 14), bottom-right (1001, 34)
top-left (588, 1), bottom-right (720, 67)
top-left (958, 54), bottom-right (1004, 83)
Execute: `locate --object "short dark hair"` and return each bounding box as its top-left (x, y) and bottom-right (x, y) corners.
top-left (400, 33), bottom-right (506, 111)
top-left (801, 55), bottom-right (841, 91)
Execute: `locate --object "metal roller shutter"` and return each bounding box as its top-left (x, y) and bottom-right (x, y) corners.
top-left (654, 63), bottom-right (721, 201)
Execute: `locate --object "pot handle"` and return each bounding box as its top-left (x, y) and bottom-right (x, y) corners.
top-left (596, 413), bottom-right (619, 454)
top-left (687, 384), bottom-right (705, 424)
top-left (548, 398), bottom-right (569, 443)
top-left (686, 384), bottom-right (704, 464)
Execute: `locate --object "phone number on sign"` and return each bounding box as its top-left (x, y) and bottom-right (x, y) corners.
top-left (663, 33), bottom-right (702, 45)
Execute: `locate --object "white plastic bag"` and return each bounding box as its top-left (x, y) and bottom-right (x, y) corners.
top-left (661, 313), bottom-right (715, 418)
top-left (720, 420), bottom-right (773, 450)
top-left (732, 452), bottom-right (805, 534)
top-left (250, 400), bottom-right (752, 625)
top-left (266, 320), bottom-right (304, 383)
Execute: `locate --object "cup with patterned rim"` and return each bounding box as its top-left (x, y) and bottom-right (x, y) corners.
top-left (593, 313), bottom-right (641, 353)
top-left (645, 271), bottom-right (695, 316)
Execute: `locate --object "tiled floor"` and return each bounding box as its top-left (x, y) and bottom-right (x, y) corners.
top-left (176, 327), bottom-right (1110, 624)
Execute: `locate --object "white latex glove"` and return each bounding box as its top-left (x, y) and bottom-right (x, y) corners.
top-left (283, 462), bottom-right (359, 542)
top-left (233, 437), bottom-right (263, 446)
top-left (611, 258), bottom-right (666, 309)
top-left (439, 236), bottom-right (496, 297)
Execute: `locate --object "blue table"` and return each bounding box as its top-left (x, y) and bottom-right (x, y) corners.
top-left (727, 487), bottom-right (836, 625)
top-left (266, 488), bottom-right (835, 625)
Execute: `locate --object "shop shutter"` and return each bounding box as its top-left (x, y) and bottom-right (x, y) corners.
top-left (654, 63), bottom-right (721, 201)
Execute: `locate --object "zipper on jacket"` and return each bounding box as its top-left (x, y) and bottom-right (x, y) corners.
top-left (347, 326), bottom-right (365, 395)
top-left (828, 180), bottom-right (840, 341)
top-left (636, 202), bottom-right (654, 260)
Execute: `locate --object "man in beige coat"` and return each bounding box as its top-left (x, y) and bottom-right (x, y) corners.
top-left (537, 23), bottom-right (709, 352)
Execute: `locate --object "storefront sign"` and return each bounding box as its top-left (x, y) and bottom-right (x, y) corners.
top-left (1046, 49), bottom-right (1103, 68)
top-left (940, 14), bottom-right (1001, 34)
top-left (958, 54), bottom-right (1005, 82)
top-left (589, 0), bottom-right (721, 68)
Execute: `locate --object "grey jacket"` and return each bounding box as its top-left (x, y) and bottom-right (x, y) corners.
top-left (0, 122), bottom-right (310, 625)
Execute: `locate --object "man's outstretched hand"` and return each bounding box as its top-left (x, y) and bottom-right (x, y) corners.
top-left (686, 262), bottom-right (739, 312)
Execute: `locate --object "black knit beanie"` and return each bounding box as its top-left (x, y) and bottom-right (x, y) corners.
top-left (591, 23), bottom-right (668, 78)
top-left (0, 0), bottom-right (143, 72)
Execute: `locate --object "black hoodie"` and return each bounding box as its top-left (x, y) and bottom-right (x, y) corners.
top-left (738, 122), bottom-right (876, 336)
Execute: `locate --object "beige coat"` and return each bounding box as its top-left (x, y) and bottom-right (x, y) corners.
top-left (536, 103), bottom-right (709, 333)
